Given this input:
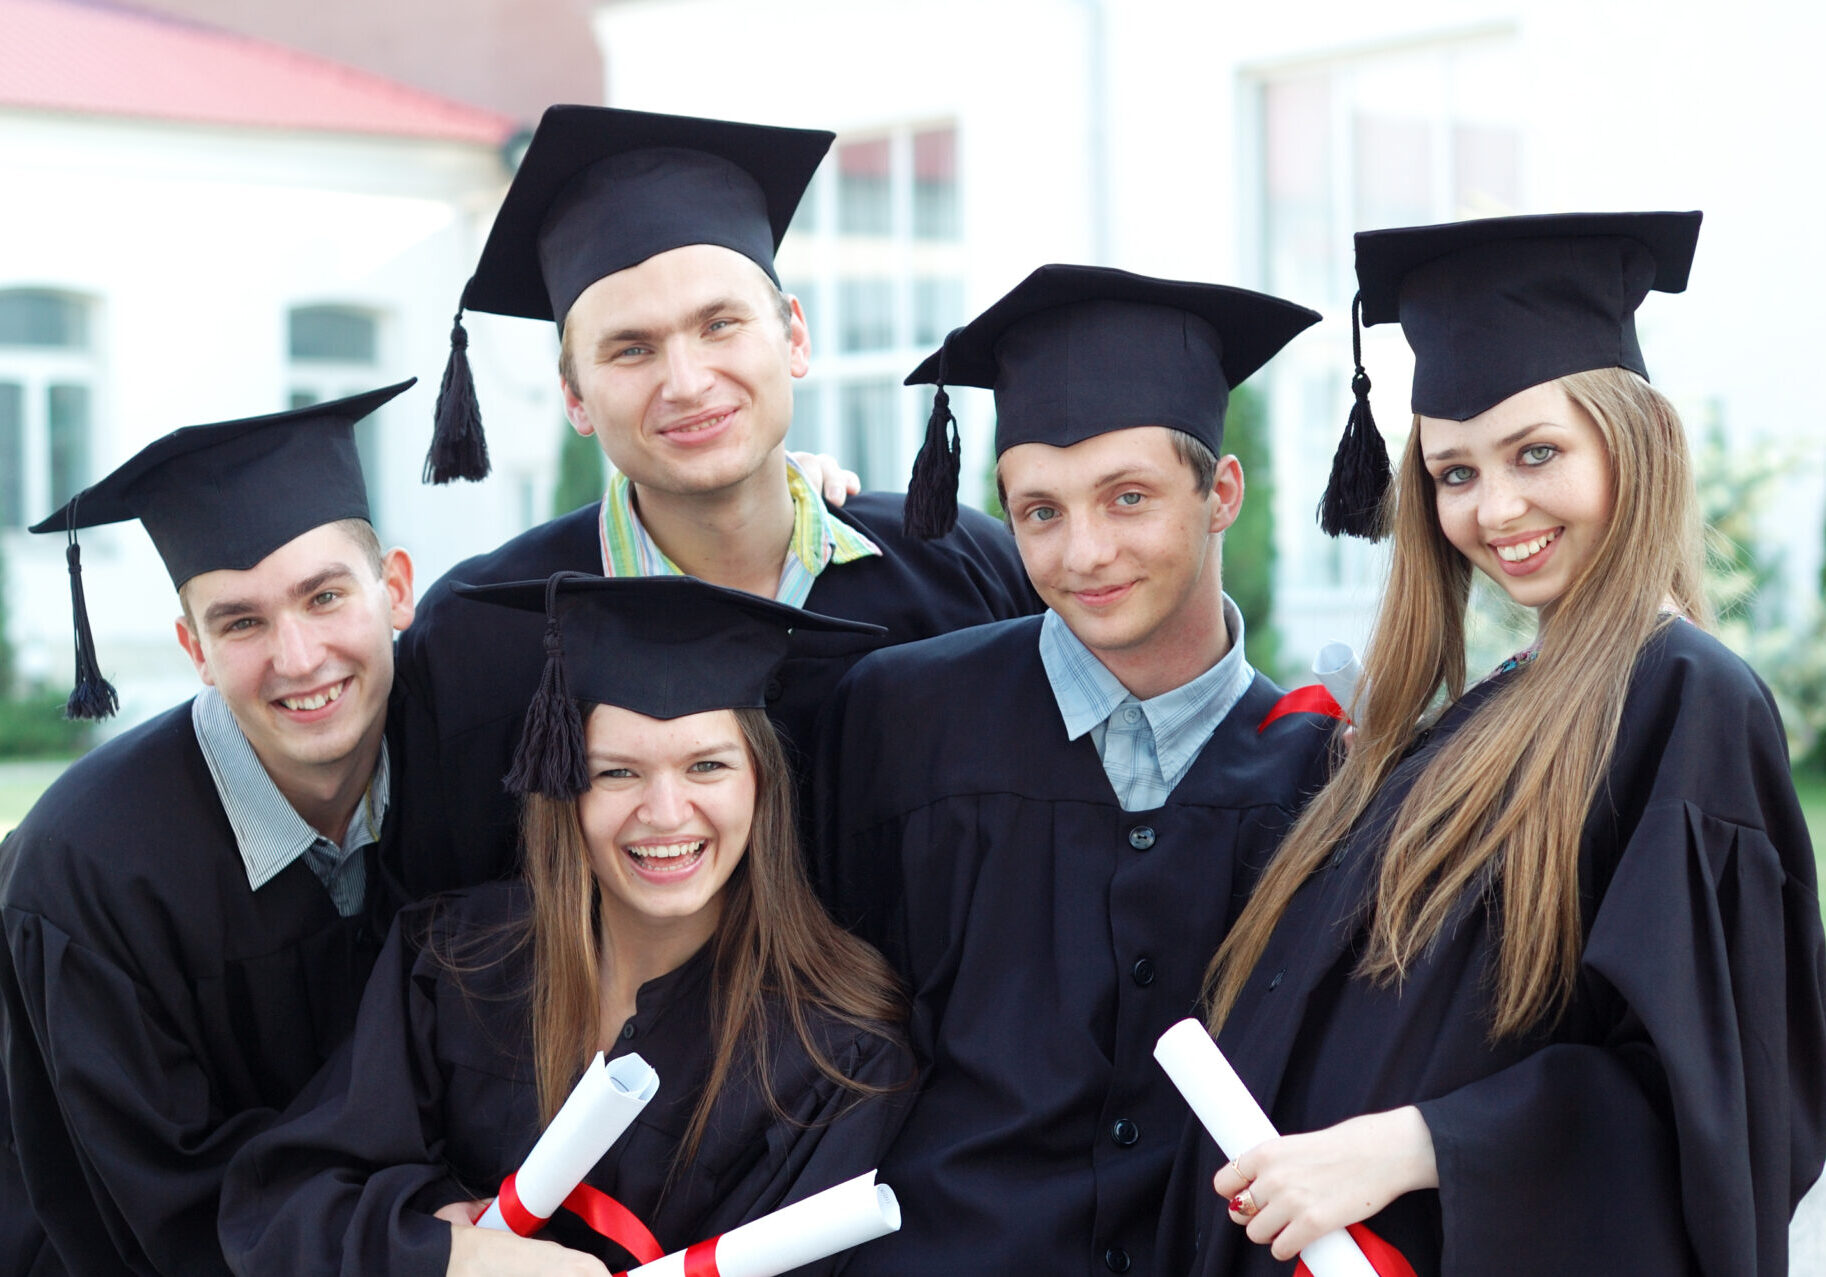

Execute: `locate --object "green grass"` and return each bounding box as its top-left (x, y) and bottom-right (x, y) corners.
top-left (1797, 770), bottom-right (1826, 901)
top-left (0, 760), bottom-right (73, 838)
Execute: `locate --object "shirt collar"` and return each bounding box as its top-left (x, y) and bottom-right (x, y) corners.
top-left (598, 456), bottom-right (880, 583)
top-left (191, 687), bottom-right (391, 892)
top-left (1038, 596), bottom-right (1253, 758)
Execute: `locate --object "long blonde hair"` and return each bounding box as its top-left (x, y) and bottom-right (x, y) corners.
top-left (522, 706), bottom-right (907, 1162)
top-left (1205, 368), bottom-right (1708, 1038)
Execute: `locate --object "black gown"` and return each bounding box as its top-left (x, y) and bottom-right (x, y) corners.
top-left (0, 699), bottom-right (401, 1276)
top-left (814, 617), bottom-right (1337, 1277)
top-left (1158, 620), bottom-right (1826, 1276)
top-left (388, 493), bottom-right (1039, 900)
top-left (218, 882), bottom-right (913, 1276)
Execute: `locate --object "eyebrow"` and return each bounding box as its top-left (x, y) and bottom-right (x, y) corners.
top-left (600, 298), bottom-right (752, 347)
top-left (1007, 465), bottom-right (1158, 505)
top-left (200, 564), bottom-right (356, 626)
top-left (590, 739), bottom-right (746, 766)
top-left (1423, 422), bottom-right (1563, 463)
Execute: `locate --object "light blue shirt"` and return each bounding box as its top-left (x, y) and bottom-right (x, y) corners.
top-left (191, 687), bottom-right (387, 917)
top-left (1038, 596), bottom-right (1254, 811)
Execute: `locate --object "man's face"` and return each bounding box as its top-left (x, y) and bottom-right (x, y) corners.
top-left (560, 243), bottom-right (809, 498)
top-left (175, 522), bottom-right (414, 802)
top-left (999, 426), bottom-right (1240, 668)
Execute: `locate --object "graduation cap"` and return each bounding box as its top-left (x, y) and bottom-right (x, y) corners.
top-left (30, 379), bottom-right (414, 720)
top-left (426, 105), bottom-right (834, 486)
top-left (901, 264), bottom-right (1320, 538)
top-left (1319, 210), bottom-right (1703, 540)
top-left (452, 573), bottom-right (885, 799)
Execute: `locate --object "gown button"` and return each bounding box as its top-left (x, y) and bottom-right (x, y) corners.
top-left (1131, 957), bottom-right (1156, 986)
top-left (620, 1022), bottom-right (637, 1040)
top-left (1111, 1118), bottom-right (1139, 1146)
top-left (1104, 1246), bottom-right (1132, 1273)
top-left (1127, 825), bottom-right (1156, 850)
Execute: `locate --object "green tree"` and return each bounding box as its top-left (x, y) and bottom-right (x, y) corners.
top-left (551, 419), bottom-right (606, 517)
top-left (1223, 383), bottom-right (1281, 679)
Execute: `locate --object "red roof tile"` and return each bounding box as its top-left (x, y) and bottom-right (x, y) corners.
top-left (0, 0), bottom-right (515, 144)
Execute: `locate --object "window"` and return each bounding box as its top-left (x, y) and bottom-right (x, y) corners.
top-left (287, 305), bottom-right (388, 530)
top-left (778, 123), bottom-right (966, 492)
top-left (0, 289), bottom-right (97, 530)
top-left (1247, 35), bottom-right (1522, 655)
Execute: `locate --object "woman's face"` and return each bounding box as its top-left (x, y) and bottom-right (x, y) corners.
top-left (578, 704), bottom-right (756, 943)
top-left (1419, 380), bottom-right (1615, 615)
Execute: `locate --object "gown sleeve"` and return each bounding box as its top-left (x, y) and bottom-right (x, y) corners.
top-left (1419, 644), bottom-right (1826, 1276)
top-left (218, 910), bottom-right (465, 1277)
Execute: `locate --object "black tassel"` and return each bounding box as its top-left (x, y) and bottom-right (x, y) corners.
top-left (1317, 293), bottom-right (1392, 540)
top-left (903, 385), bottom-right (961, 539)
top-left (424, 305), bottom-right (491, 485)
top-left (503, 615), bottom-right (587, 799)
top-left (63, 532), bottom-right (118, 721)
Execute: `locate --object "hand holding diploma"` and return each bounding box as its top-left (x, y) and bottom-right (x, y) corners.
top-left (617, 1171), bottom-right (900, 1277)
top-left (1156, 1020), bottom-right (1428, 1277)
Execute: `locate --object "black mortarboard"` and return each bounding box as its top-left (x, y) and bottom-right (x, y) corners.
top-left (1318, 210), bottom-right (1702, 540)
top-left (30, 379), bottom-right (413, 720)
top-left (425, 106), bottom-right (834, 486)
top-left (453, 573), bottom-right (884, 798)
top-left (900, 264), bottom-right (1320, 538)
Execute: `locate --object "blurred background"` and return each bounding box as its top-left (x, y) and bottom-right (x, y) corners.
top-left (1, 0), bottom-right (1824, 1253)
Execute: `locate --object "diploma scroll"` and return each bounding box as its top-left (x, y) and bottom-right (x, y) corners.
top-left (620, 1170), bottom-right (900, 1277)
top-left (479, 1051), bottom-right (661, 1233)
top-left (1154, 1019), bottom-right (1380, 1277)
top-left (1313, 642), bottom-right (1362, 720)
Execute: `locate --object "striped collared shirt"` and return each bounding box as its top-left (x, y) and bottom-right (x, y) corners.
top-left (1038, 596), bottom-right (1254, 812)
top-left (597, 456), bottom-right (881, 607)
top-left (191, 687), bottom-right (387, 917)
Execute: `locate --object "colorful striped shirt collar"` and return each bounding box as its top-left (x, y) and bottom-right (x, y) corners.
top-left (597, 456), bottom-right (880, 607)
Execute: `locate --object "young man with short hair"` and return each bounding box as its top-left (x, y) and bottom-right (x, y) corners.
top-left (395, 106), bottom-right (1037, 895)
top-left (0, 384), bottom-right (417, 1275)
top-left (817, 265), bottom-right (1337, 1276)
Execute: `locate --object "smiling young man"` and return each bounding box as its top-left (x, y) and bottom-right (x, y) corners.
top-left (815, 265), bottom-right (1335, 1276)
top-left (0, 383), bottom-right (417, 1275)
top-left (394, 107), bottom-right (1036, 897)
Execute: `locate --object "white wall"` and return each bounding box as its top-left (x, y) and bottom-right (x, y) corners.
top-left (0, 109), bottom-right (565, 726)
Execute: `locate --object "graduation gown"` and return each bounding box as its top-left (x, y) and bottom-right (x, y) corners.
top-left (814, 617), bottom-right (1337, 1277)
top-left (219, 881), bottom-right (913, 1276)
top-left (0, 699), bottom-right (401, 1276)
top-left (389, 493), bottom-right (1038, 899)
top-left (1159, 620), bottom-right (1826, 1277)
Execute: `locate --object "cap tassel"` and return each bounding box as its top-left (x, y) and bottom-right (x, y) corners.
top-left (904, 382), bottom-right (962, 539)
top-left (63, 527), bottom-right (118, 721)
top-left (504, 605), bottom-right (587, 799)
top-left (424, 304), bottom-right (492, 485)
top-left (1318, 293), bottom-right (1392, 540)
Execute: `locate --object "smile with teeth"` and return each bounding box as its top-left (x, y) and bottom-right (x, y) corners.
top-left (666, 412), bottom-right (730, 436)
top-left (278, 679), bottom-right (347, 712)
top-left (1494, 529), bottom-right (1560, 562)
top-left (625, 839), bottom-right (707, 870)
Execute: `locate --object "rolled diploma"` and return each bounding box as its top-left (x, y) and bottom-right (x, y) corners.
top-left (1313, 642), bottom-right (1362, 718)
top-left (1154, 1019), bottom-right (1378, 1277)
top-left (478, 1051), bottom-right (660, 1232)
top-left (623, 1170), bottom-right (900, 1277)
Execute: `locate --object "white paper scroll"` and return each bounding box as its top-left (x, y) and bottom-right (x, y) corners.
top-left (1313, 642), bottom-right (1362, 721)
top-left (623, 1170), bottom-right (900, 1277)
top-left (1154, 1019), bottom-right (1378, 1277)
top-left (478, 1051), bottom-right (661, 1232)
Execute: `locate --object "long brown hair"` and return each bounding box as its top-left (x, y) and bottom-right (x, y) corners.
top-left (1205, 368), bottom-right (1708, 1038)
top-left (521, 706), bottom-right (907, 1162)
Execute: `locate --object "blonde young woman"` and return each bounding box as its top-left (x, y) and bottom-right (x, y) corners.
top-left (220, 575), bottom-right (910, 1276)
top-left (1162, 213), bottom-right (1826, 1276)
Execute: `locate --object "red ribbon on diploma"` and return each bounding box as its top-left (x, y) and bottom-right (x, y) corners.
top-left (1258, 683), bottom-right (1347, 733)
top-left (1292, 1223), bottom-right (1417, 1277)
top-left (493, 1171), bottom-right (664, 1266)
top-left (610, 1232), bottom-right (723, 1277)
